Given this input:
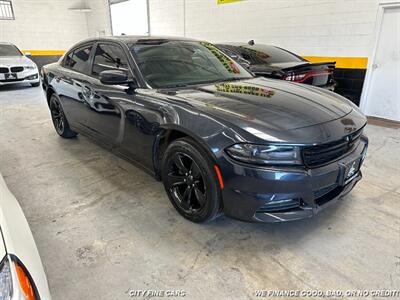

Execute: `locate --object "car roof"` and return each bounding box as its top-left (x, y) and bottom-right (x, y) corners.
top-left (216, 42), bottom-right (277, 48)
top-left (0, 42), bottom-right (17, 46)
top-left (75, 35), bottom-right (200, 46)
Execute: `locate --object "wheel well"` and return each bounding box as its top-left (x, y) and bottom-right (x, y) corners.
top-left (46, 88), bottom-right (55, 106)
top-left (155, 130), bottom-right (188, 176)
top-left (154, 129), bottom-right (224, 212)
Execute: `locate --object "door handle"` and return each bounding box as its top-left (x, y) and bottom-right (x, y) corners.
top-left (372, 63), bottom-right (379, 69)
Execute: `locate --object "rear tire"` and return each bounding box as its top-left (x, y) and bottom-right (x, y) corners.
top-left (49, 94), bottom-right (77, 138)
top-left (161, 137), bottom-right (222, 223)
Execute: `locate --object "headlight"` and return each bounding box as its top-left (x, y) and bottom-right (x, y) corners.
top-left (24, 66), bottom-right (37, 70)
top-left (0, 257), bottom-right (12, 300)
top-left (0, 255), bottom-right (37, 300)
top-left (225, 143), bottom-right (302, 165)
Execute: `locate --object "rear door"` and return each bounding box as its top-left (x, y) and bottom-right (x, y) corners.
top-left (57, 43), bottom-right (95, 129)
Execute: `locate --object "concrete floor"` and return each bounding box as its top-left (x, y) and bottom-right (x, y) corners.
top-left (0, 84), bottom-right (399, 300)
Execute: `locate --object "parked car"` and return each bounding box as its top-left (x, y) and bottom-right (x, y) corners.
top-left (0, 171), bottom-right (51, 299)
top-left (215, 41), bottom-right (336, 90)
top-left (41, 36), bottom-right (368, 223)
top-left (0, 42), bottom-right (40, 87)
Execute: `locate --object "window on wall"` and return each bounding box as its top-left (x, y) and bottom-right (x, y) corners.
top-left (0, 0), bottom-right (14, 20)
top-left (110, 0), bottom-right (148, 36)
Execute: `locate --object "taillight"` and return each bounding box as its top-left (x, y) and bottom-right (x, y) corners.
top-left (284, 73), bottom-right (306, 82)
top-left (16, 263), bottom-right (36, 300)
top-left (284, 70), bottom-right (331, 83)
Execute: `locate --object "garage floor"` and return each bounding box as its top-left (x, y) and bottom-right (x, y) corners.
top-left (0, 85), bottom-right (399, 300)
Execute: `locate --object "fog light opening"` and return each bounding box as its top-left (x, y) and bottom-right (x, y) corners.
top-left (257, 198), bottom-right (301, 213)
top-left (26, 74), bottom-right (38, 80)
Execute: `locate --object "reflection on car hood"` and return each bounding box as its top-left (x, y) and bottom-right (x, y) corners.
top-left (172, 77), bottom-right (352, 132)
top-left (0, 56), bottom-right (36, 67)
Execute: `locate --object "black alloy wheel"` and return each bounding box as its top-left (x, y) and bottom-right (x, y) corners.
top-left (49, 94), bottom-right (77, 138)
top-left (167, 152), bottom-right (206, 213)
top-left (162, 137), bottom-right (222, 223)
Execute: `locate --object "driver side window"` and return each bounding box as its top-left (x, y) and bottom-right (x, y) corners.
top-left (92, 43), bottom-right (130, 77)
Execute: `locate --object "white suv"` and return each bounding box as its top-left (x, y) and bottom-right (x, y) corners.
top-left (0, 43), bottom-right (40, 87)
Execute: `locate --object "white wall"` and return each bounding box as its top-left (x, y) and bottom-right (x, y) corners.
top-left (0, 0), bottom-right (111, 51)
top-left (86, 0), bottom-right (113, 38)
top-left (0, 0), bottom-right (87, 50)
top-left (149, 0), bottom-right (385, 57)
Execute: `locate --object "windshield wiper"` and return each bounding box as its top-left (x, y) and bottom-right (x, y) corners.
top-left (159, 77), bottom-right (249, 89)
top-left (218, 77), bottom-right (250, 83)
top-left (160, 83), bottom-right (189, 88)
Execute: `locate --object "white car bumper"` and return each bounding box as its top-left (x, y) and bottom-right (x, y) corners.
top-left (0, 69), bottom-right (40, 86)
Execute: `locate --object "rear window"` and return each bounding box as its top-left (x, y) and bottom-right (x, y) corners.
top-left (0, 44), bottom-right (22, 57)
top-left (232, 45), bottom-right (305, 65)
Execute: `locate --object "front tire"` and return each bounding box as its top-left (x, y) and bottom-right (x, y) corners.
top-left (161, 137), bottom-right (222, 223)
top-left (49, 94), bottom-right (77, 138)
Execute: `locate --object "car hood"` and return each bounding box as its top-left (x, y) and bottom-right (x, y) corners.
top-left (0, 55), bottom-right (36, 67)
top-left (170, 77), bottom-right (352, 132)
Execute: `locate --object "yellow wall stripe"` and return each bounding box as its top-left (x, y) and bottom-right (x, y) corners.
top-left (22, 50), bottom-right (65, 56)
top-left (217, 0), bottom-right (243, 4)
top-left (303, 56), bottom-right (368, 69)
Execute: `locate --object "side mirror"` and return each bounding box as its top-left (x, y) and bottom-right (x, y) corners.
top-left (99, 69), bottom-right (133, 85)
top-left (24, 52), bottom-right (32, 56)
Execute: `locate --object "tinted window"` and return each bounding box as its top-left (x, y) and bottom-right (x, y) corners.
top-left (69, 45), bottom-right (93, 73)
top-left (0, 44), bottom-right (22, 56)
top-left (131, 40), bottom-right (252, 88)
top-left (63, 51), bottom-right (73, 68)
top-left (92, 43), bottom-right (129, 77)
top-left (233, 45), bottom-right (305, 64)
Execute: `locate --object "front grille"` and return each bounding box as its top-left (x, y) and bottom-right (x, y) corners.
top-left (0, 78), bottom-right (24, 83)
top-left (10, 66), bottom-right (24, 73)
top-left (302, 129), bottom-right (363, 168)
top-left (0, 67), bottom-right (9, 73)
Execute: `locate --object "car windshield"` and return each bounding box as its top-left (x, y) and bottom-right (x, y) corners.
top-left (130, 40), bottom-right (253, 88)
top-left (0, 44), bottom-right (23, 57)
top-left (234, 45), bottom-right (306, 65)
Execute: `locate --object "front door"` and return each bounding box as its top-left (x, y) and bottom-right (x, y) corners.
top-left (81, 42), bottom-right (134, 147)
top-left (361, 6), bottom-right (400, 121)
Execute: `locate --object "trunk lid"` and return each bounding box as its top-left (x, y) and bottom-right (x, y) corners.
top-left (252, 61), bottom-right (336, 87)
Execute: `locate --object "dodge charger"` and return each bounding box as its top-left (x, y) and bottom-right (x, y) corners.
top-left (41, 36), bottom-right (368, 223)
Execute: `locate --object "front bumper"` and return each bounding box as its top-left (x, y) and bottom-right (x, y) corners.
top-left (0, 70), bottom-right (39, 86)
top-left (219, 136), bottom-right (368, 222)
